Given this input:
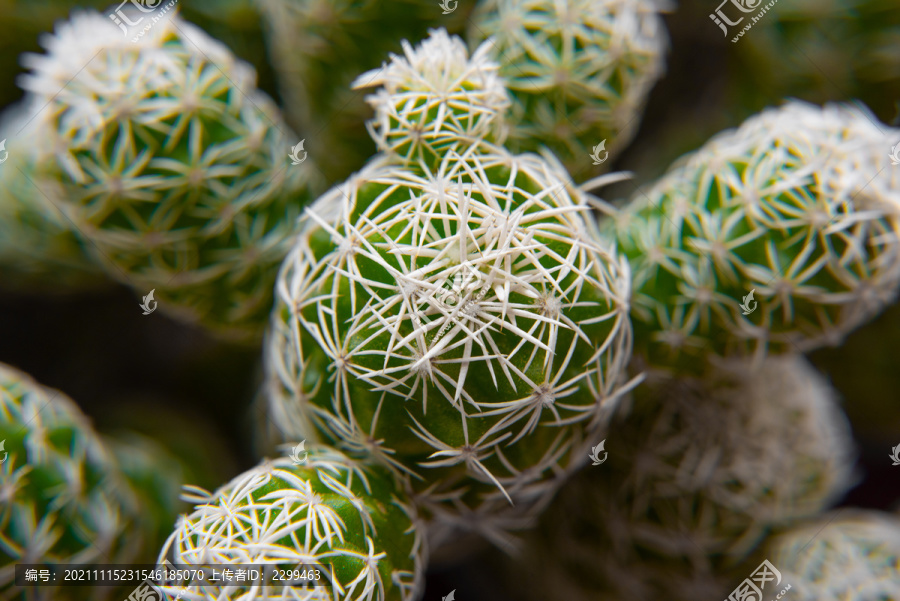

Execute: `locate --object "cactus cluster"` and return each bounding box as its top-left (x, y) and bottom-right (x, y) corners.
top-left (265, 29), bottom-right (635, 551)
top-left (1, 3), bottom-right (899, 601)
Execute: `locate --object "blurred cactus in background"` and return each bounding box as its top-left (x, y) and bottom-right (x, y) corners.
top-left (0, 108), bottom-right (109, 293)
top-left (158, 447), bottom-right (426, 601)
top-left (13, 9), bottom-right (321, 341)
top-left (610, 101), bottom-right (900, 370)
top-left (496, 354), bottom-right (856, 600)
top-left (469, 0), bottom-right (671, 180)
top-left (0, 364), bottom-right (183, 600)
top-left (255, 0), bottom-right (470, 182)
top-left (766, 510), bottom-right (900, 600)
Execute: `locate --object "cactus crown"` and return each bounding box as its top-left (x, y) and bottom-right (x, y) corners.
top-left (353, 28), bottom-right (510, 165)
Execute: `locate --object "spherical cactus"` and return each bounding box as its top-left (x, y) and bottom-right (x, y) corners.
top-left (610, 101), bottom-right (900, 369)
top-left (469, 0), bottom-right (671, 180)
top-left (353, 28), bottom-right (510, 167)
top-left (0, 364), bottom-right (144, 599)
top-left (265, 149), bottom-right (633, 552)
top-left (764, 510), bottom-right (900, 601)
top-left (17, 9), bottom-right (321, 342)
top-left (0, 105), bottom-right (108, 292)
top-left (157, 447), bottom-right (426, 601)
top-left (254, 0), bottom-right (470, 182)
top-left (497, 354), bottom-right (856, 601)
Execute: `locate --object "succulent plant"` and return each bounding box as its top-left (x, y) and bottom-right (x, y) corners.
top-left (15, 9), bottom-right (322, 341)
top-left (264, 30), bottom-right (635, 553)
top-left (0, 363), bottom-right (144, 599)
top-left (0, 105), bottom-right (109, 293)
top-left (353, 28), bottom-right (511, 168)
top-left (609, 100), bottom-right (900, 370)
top-left (497, 354), bottom-right (856, 600)
top-left (157, 447), bottom-right (426, 601)
top-left (764, 510), bottom-right (900, 601)
top-left (468, 0), bottom-right (671, 180)
top-left (254, 0), bottom-right (471, 182)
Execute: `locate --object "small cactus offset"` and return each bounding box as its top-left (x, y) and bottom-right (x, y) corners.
top-left (158, 447), bottom-right (426, 601)
top-left (15, 9), bottom-right (321, 341)
top-left (353, 28), bottom-right (511, 168)
top-left (469, 0), bottom-right (671, 179)
top-left (611, 101), bottom-right (900, 369)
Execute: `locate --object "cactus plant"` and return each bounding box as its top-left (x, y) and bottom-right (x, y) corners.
top-left (765, 510), bottom-right (900, 600)
top-left (264, 29), bottom-right (635, 552)
top-left (493, 354), bottom-right (857, 601)
top-left (157, 447), bottom-right (426, 601)
top-left (15, 9), bottom-right (322, 341)
top-left (610, 100), bottom-right (900, 370)
top-left (469, 0), bottom-right (671, 180)
top-left (0, 364), bottom-right (144, 599)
